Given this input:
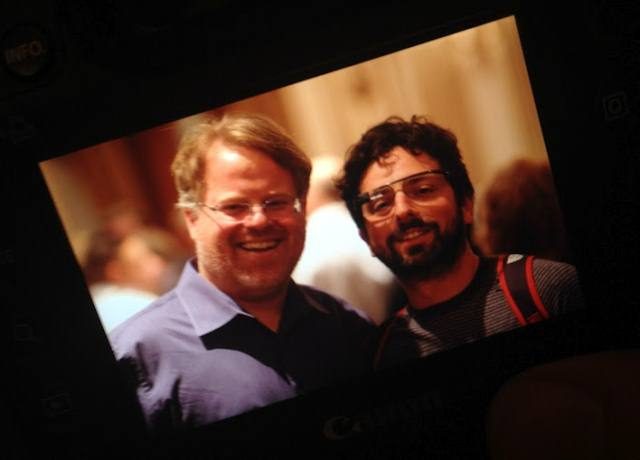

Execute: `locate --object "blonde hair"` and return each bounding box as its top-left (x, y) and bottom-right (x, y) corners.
top-left (171, 112), bottom-right (311, 207)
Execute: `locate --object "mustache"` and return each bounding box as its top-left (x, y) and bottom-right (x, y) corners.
top-left (390, 217), bottom-right (439, 241)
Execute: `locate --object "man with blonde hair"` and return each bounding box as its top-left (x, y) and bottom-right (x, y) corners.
top-left (110, 113), bottom-right (375, 433)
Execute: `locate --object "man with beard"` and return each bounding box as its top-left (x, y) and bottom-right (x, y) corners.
top-left (336, 115), bottom-right (583, 370)
top-left (109, 113), bottom-right (375, 433)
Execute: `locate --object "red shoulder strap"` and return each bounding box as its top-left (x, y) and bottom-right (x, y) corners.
top-left (498, 254), bottom-right (549, 326)
top-left (524, 255), bottom-right (550, 320)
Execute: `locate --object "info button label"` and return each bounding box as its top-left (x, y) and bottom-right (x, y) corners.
top-left (2, 24), bottom-right (53, 78)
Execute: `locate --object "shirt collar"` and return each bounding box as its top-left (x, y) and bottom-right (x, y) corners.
top-left (174, 259), bottom-right (329, 337)
top-left (174, 259), bottom-right (251, 336)
top-left (407, 256), bottom-right (496, 320)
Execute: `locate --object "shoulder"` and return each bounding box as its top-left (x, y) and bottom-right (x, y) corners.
top-left (495, 254), bottom-right (579, 287)
top-left (374, 310), bottom-right (419, 370)
top-left (296, 283), bottom-right (375, 324)
top-left (531, 257), bottom-right (580, 288)
top-left (293, 284), bottom-right (379, 366)
top-left (530, 257), bottom-right (585, 313)
top-left (379, 308), bottom-right (410, 334)
top-left (109, 289), bottom-right (184, 359)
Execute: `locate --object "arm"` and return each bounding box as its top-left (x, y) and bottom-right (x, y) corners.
top-left (110, 327), bottom-right (183, 435)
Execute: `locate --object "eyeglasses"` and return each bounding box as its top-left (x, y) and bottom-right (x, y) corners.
top-left (198, 195), bottom-right (302, 223)
top-left (356, 169), bottom-right (450, 222)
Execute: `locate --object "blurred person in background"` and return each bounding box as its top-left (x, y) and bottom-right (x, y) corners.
top-left (100, 202), bottom-right (147, 239)
top-left (293, 155), bottom-right (399, 324)
top-left (474, 158), bottom-right (570, 263)
top-left (83, 226), bottom-right (185, 332)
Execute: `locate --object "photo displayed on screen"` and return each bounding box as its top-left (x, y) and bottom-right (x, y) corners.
top-left (39, 16), bottom-right (584, 434)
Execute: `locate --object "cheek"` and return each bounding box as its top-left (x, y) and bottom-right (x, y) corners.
top-left (426, 200), bottom-right (459, 226)
top-left (191, 220), bottom-right (231, 251)
top-left (365, 225), bottom-right (389, 252)
top-left (284, 219), bottom-right (308, 261)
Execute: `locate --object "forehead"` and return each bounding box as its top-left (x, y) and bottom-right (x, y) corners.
top-left (359, 146), bottom-right (441, 194)
top-left (202, 141), bottom-right (296, 198)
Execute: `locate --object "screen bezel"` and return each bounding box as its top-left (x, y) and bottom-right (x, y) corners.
top-left (10, 3), bottom-right (630, 457)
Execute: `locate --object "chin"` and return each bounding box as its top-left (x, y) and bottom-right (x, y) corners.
top-left (238, 272), bottom-right (291, 293)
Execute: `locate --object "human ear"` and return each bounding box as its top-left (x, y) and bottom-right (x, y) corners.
top-left (183, 209), bottom-right (200, 239)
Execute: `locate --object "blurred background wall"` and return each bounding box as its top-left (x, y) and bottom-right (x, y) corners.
top-left (40, 16), bottom-right (552, 272)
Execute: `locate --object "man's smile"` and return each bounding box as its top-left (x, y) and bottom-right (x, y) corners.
top-left (395, 227), bottom-right (432, 242)
top-left (237, 239), bottom-right (282, 252)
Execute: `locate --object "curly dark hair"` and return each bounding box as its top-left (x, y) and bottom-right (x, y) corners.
top-left (335, 115), bottom-right (474, 229)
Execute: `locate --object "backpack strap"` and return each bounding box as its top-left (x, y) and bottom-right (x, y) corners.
top-left (497, 254), bottom-right (550, 326)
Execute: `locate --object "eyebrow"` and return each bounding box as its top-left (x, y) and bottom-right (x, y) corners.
top-left (214, 192), bottom-right (294, 203)
top-left (363, 170), bottom-right (439, 194)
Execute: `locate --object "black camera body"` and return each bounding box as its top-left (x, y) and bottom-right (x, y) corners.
top-left (4, 2), bottom-right (639, 458)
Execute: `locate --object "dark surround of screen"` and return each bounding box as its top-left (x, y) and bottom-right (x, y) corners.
top-left (6, 2), bottom-right (639, 458)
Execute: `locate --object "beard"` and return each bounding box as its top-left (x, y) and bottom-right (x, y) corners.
top-left (377, 208), bottom-right (468, 282)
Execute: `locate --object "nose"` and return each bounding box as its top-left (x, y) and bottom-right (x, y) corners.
top-left (393, 190), bottom-right (415, 218)
top-left (243, 205), bottom-right (270, 227)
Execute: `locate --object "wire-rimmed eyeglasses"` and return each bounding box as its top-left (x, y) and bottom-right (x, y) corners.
top-left (355, 169), bottom-right (449, 223)
top-left (197, 195), bottom-right (302, 223)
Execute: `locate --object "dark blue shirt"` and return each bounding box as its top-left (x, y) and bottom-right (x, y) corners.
top-left (109, 260), bottom-right (376, 433)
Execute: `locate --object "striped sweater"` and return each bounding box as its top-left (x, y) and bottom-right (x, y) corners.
top-left (374, 256), bottom-right (584, 370)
